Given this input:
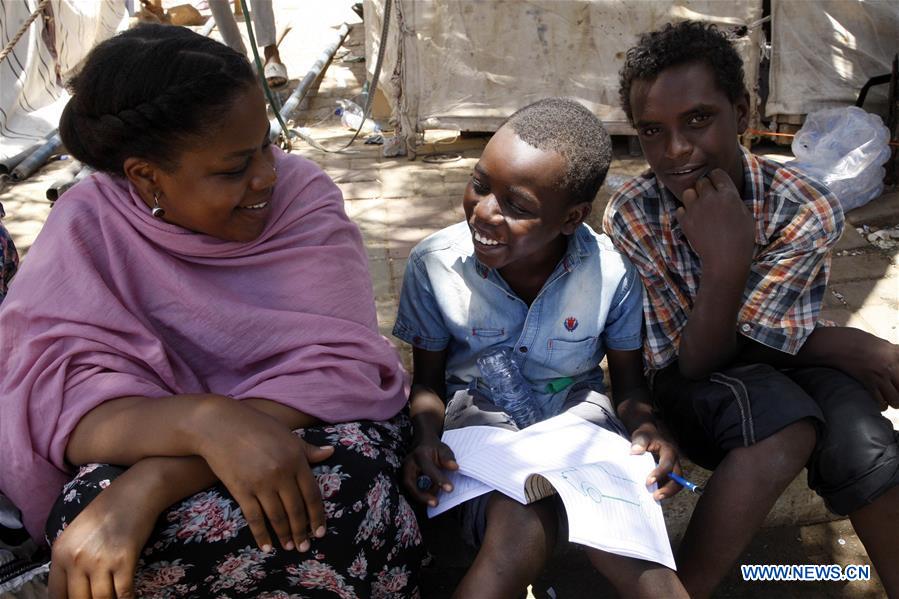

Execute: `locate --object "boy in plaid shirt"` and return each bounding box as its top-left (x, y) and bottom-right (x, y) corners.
top-left (604, 21), bottom-right (898, 596)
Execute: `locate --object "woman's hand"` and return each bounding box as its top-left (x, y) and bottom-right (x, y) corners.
top-left (402, 437), bottom-right (458, 507)
top-left (192, 398), bottom-right (334, 553)
top-left (629, 422), bottom-right (683, 500)
top-left (48, 471), bottom-right (159, 599)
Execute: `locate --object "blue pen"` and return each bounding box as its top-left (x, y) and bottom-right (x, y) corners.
top-left (667, 471), bottom-right (703, 494)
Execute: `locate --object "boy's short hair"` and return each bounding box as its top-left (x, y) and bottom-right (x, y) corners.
top-left (502, 97), bottom-right (611, 205)
top-left (619, 21), bottom-right (747, 123)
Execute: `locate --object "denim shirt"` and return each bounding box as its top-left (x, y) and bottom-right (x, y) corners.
top-left (393, 221), bottom-right (644, 418)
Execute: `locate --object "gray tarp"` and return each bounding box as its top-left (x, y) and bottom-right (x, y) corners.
top-left (768, 0), bottom-right (898, 119)
top-left (364, 0), bottom-right (763, 152)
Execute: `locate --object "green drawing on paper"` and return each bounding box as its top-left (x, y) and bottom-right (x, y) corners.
top-left (560, 466), bottom-right (642, 507)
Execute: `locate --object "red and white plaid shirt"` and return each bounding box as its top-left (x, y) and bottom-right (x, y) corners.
top-left (603, 147), bottom-right (844, 370)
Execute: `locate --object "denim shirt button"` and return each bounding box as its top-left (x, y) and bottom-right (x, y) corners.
top-left (519, 346), bottom-right (528, 353)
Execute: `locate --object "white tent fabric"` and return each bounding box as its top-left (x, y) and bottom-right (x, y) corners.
top-left (364, 0), bottom-right (763, 152)
top-left (767, 0), bottom-right (898, 119)
top-left (0, 0), bottom-right (126, 158)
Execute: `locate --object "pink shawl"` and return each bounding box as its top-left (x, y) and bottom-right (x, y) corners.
top-left (0, 149), bottom-right (408, 540)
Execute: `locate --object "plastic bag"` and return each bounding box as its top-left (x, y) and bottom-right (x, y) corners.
top-left (786, 106), bottom-right (891, 212)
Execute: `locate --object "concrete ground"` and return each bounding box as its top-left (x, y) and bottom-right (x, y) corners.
top-left (1, 1), bottom-right (897, 597)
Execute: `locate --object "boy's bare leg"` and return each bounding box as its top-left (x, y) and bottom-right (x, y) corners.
top-left (452, 493), bottom-right (557, 599)
top-left (586, 550), bottom-right (688, 598)
top-left (850, 485), bottom-right (899, 595)
top-left (676, 420), bottom-right (817, 598)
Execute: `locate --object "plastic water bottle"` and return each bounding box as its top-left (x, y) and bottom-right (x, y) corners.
top-left (477, 347), bottom-right (539, 428)
top-left (335, 99), bottom-right (379, 133)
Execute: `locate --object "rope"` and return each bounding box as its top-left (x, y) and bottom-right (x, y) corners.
top-left (238, 0), bottom-right (392, 154)
top-left (747, 127), bottom-right (899, 147)
top-left (0, 0), bottom-right (50, 65)
top-left (285, 0), bottom-right (393, 153)
top-left (329, 0), bottom-right (392, 151)
top-left (239, 0), bottom-right (293, 151)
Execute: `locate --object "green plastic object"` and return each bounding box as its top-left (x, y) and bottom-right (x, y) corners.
top-left (545, 377), bottom-right (574, 394)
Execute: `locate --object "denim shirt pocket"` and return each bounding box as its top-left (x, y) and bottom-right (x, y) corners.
top-left (471, 327), bottom-right (505, 338)
top-left (545, 336), bottom-right (600, 376)
top-left (468, 327), bottom-right (507, 357)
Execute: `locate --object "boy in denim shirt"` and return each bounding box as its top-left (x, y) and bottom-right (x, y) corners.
top-left (605, 22), bottom-right (899, 596)
top-left (394, 98), bottom-right (687, 598)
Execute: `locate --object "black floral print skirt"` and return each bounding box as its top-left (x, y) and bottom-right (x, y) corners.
top-left (0, 205), bottom-right (18, 303)
top-left (46, 416), bottom-right (422, 598)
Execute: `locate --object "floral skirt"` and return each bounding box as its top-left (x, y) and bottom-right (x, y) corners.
top-left (46, 416), bottom-right (422, 599)
top-left (0, 207), bottom-right (18, 303)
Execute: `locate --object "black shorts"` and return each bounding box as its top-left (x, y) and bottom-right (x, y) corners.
top-left (650, 363), bottom-right (899, 515)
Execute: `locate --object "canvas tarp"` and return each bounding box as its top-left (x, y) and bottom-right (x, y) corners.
top-left (767, 0), bottom-right (898, 119)
top-left (364, 0), bottom-right (763, 152)
top-left (0, 0), bottom-right (126, 159)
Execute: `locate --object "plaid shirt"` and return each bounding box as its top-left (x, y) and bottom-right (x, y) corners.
top-left (603, 147), bottom-right (844, 370)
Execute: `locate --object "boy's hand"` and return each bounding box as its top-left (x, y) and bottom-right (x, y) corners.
top-left (676, 169), bottom-right (755, 270)
top-left (402, 439), bottom-right (459, 507)
top-left (629, 422), bottom-right (683, 500)
top-left (831, 328), bottom-right (899, 409)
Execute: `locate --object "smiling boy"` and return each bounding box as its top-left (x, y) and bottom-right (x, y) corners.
top-left (394, 98), bottom-right (688, 598)
top-left (604, 21), bottom-right (899, 596)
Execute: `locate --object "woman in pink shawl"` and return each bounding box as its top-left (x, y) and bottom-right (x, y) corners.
top-left (0, 25), bottom-right (421, 598)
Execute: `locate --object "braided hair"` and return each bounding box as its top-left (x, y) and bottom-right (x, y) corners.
top-left (502, 97), bottom-right (612, 205)
top-left (59, 24), bottom-right (256, 174)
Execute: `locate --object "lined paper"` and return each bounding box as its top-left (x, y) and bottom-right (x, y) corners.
top-left (427, 470), bottom-right (492, 516)
top-left (429, 412), bottom-right (676, 569)
top-left (542, 462), bottom-right (675, 568)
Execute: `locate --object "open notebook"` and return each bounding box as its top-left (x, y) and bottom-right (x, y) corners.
top-left (427, 411), bottom-right (676, 569)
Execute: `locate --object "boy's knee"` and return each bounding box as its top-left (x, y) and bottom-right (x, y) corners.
top-left (773, 419), bottom-right (818, 475)
top-left (788, 368), bottom-right (899, 513)
top-left (483, 494), bottom-right (558, 543)
top-left (487, 493), bottom-right (553, 523)
top-left (733, 419), bottom-right (817, 484)
top-left (774, 418), bottom-right (818, 453)
top-left (809, 420), bottom-right (899, 514)
top-left (586, 550), bottom-right (682, 593)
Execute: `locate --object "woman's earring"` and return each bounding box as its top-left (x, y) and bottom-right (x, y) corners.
top-left (151, 192), bottom-right (165, 219)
